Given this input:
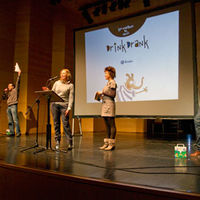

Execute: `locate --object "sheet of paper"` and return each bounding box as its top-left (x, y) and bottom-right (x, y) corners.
top-left (14, 62), bottom-right (21, 72)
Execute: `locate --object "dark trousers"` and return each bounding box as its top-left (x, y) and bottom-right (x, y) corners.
top-left (104, 117), bottom-right (116, 139)
top-left (51, 103), bottom-right (72, 144)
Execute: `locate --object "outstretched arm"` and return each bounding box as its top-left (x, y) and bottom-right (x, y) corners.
top-left (18, 70), bottom-right (21, 77)
top-left (15, 69), bottom-right (21, 93)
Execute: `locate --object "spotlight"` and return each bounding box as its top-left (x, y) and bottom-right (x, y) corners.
top-left (82, 9), bottom-right (93, 24)
top-left (143, 0), bottom-right (150, 7)
top-left (109, 0), bottom-right (117, 12)
top-left (118, 0), bottom-right (124, 10)
top-left (101, 3), bottom-right (107, 15)
top-left (93, 7), bottom-right (101, 17)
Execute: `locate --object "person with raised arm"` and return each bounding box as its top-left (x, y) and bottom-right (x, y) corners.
top-left (4, 67), bottom-right (21, 137)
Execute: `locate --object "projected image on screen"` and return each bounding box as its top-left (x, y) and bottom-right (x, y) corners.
top-left (75, 2), bottom-right (194, 116)
top-left (85, 11), bottom-right (179, 103)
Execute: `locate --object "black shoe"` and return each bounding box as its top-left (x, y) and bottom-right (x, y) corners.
top-left (16, 133), bottom-right (21, 137)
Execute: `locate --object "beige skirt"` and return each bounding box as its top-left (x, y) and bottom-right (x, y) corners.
top-left (101, 99), bottom-right (115, 117)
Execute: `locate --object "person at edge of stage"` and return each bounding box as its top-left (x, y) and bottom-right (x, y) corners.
top-left (191, 107), bottom-right (200, 156)
top-left (4, 69), bottom-right (22, 137)
top-left (50, 68), bottom-right (74, 151)
top-left (97, 66), bottom-right (117, 151)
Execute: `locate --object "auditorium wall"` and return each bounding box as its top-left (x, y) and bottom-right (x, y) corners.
top-left (0, 0), bottom-right (199, 135)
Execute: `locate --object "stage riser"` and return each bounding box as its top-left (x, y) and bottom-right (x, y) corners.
top-left (0, 163), bottom-right (199, 200)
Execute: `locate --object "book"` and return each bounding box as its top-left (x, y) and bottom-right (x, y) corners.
top-left (94, 92), bottom-right (102, 101)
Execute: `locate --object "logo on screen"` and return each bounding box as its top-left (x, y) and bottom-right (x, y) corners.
top-left (106, 35), bottom-right (149, 53)
top-left (121, 60), bottom-right (133, 64)
top-left (118, 25), bottom-right (134, 36)
top-left (108, 17), bottom-right (146, 37)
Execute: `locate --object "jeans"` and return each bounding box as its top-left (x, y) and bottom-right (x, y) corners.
top-left (7, 104), bottom-right (21, 135)
top-left (51, 103), bottom-right (72, 143)
top-left (194, 107), bottom-right (200, 150)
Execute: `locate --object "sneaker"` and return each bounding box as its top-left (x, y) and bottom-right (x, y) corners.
top-left (55, 141), bottom-right (60, 150)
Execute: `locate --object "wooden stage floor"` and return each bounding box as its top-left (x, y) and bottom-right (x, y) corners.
top-left (0, 131), bottom-right (200, 200)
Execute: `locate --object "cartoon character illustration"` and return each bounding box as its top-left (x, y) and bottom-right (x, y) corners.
top-left (117, 73), bottom-right (148, 102)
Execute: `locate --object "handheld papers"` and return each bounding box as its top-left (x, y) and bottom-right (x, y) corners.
top-left (14, 62), bottom-right (21, 72)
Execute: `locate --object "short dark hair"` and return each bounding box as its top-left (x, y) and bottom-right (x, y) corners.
top-left (104, 66), bottom-right (116, 79)
top-left (8, 83), bottom-right (15, 88)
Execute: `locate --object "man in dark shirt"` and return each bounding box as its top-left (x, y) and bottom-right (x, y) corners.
top-left (4, 70), bottom-right (21, 137)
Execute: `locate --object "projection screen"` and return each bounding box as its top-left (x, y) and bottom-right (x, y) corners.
top-left (74, 2), bottom-right (197, 117)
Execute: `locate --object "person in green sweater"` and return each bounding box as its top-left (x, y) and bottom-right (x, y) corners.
top-left (4, 69), bottom-right (21, 137)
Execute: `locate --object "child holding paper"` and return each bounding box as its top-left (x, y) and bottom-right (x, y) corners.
top-left (4, 63), bottom-right (21, 137)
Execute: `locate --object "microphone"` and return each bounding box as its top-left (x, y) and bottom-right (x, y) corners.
top-left (48, 76), bottom-right (58, 81)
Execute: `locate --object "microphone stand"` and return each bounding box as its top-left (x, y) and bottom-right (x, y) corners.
top-left (21, 96), bottom-right (45, 153)
top-left (20, 75), bottom-right (53, 153)
top-left (46, 76), bottom-right (58, 89)
top-left (21, 77), bottom-right (63, 154)
top-left (46, 79), bottom-right (51, 88)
